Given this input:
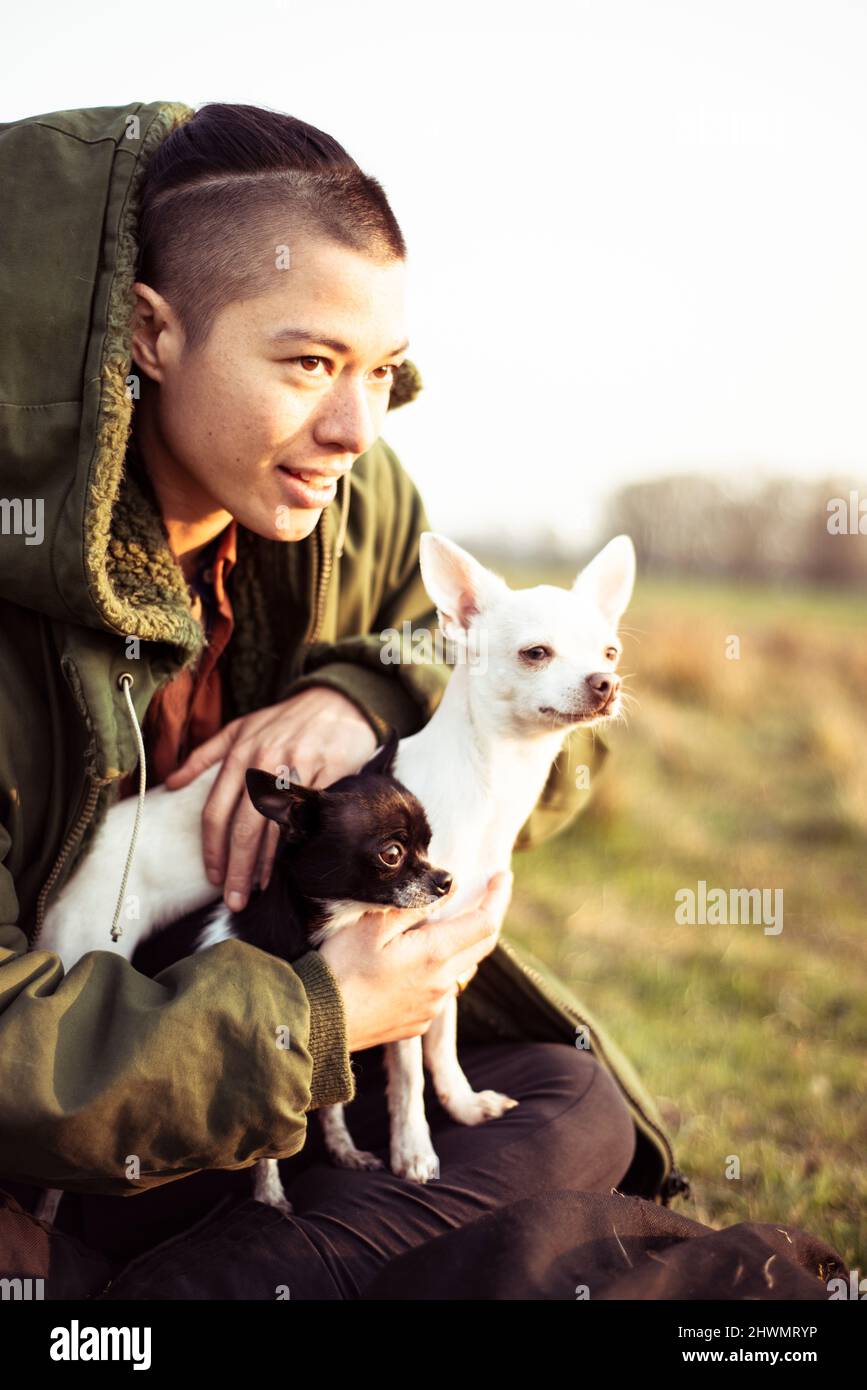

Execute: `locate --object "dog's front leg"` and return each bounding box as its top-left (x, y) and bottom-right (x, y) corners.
top-left (252, 1157), bottom-right (294, 1215)
top-left (385, 1036), bottom-right (440, 1182)
top-left (317, 1103), bottom-right (384, 1172)
top-left (422, 993), bottom-right (519, 1126)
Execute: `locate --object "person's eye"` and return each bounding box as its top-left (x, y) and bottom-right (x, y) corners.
top-left (369, 363), bottom-right (400, 384)
top-left (286, 356), bottom-right (329, 375)
top-left (378, 842), bottom-right (405, 867)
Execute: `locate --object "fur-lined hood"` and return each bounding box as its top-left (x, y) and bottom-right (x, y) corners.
top-left (0, 100), bottom-right (423, 669)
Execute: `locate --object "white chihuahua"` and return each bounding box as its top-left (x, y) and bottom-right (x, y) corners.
top-left (328, 530), bottom-right (636, 1181)
top-left (35, 530), bottom-right (635, 1217)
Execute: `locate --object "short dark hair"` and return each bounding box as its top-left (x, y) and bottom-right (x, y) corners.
top-left (135, 102), bottom-right (407, 353)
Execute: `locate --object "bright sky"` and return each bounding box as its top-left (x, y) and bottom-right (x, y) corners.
top-left (3, 0), bottom-right (866, 549)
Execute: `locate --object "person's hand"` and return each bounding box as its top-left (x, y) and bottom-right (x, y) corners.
top-left (319, 870), bottom-right (514, 1051)
top-left (163, 687), bottom-right (377, 912)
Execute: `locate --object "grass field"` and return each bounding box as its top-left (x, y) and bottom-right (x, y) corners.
top-left (481, 558), bottom-right (867, 1271)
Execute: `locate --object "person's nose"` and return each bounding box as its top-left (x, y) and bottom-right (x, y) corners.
top-left (312, 379), bottom-right (379, 459)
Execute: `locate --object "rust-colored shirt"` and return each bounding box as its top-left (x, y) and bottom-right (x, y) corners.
top-left (117, 519), bottom-right (238, 799)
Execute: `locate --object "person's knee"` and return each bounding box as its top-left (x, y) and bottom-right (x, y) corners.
top-left (494, 1044), bottom-right (637, 1193)
top-left (550, 1050), bottom-right (637, 1191)
top-left (460, 1039), bottom-right (601, 1105)
top-left (458, 1041), bottom-right (637, 1193)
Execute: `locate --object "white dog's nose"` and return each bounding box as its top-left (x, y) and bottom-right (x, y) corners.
top-left (586, 672), bottom-right (621, 705)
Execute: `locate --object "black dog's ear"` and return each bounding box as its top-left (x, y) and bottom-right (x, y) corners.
top-left (245, 768), bottom-right (319, 841)
top-left (363, 726), bottom-right (400, 778)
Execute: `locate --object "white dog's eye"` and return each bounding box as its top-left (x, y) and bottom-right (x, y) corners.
top-left (605, 646), bottom-right (619, 663)
top-left (520, 645), bottom-right (553, 663)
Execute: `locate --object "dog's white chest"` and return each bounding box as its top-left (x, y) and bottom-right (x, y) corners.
top-left (393, 735), bottom-right (553, 919)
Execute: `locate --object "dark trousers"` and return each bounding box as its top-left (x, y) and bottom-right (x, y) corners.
top-left (1, 1039), bottom-right (846, 1299)
top-left (1, 1041), bottom-right (635, 1299)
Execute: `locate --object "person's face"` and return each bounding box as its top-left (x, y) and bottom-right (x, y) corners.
top-left (131, 234), bottom-right (409, 541)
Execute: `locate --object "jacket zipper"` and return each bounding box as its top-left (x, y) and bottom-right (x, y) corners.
top-left (299, 513), bottom-right (333, 650)
top-left (496, 937), bottom-right (690, 1204)
top-left (30, 776), bottom-right (102, 949)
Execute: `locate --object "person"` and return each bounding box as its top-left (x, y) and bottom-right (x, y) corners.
top-left (0, 101), bottom-right (842, 1302)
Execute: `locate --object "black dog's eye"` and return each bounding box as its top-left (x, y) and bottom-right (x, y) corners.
top-left (378, 842), bottom-right (405, 867)
top-left (520, 645), bottom-right (552, 663)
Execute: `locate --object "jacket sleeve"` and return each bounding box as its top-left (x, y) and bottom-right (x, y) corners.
top-left (0, 819), bottom-right (356, 1196)
top-left (277, 440), bottom-right (450, 740)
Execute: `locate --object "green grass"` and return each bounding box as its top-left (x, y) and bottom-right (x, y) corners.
top-left (484, 559), bottom-right (867, 1270)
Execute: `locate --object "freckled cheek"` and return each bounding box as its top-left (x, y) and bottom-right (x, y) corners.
top-left (166, 365), bottom-right (306, 477)
top-left (162, 368), bottom-right (233, 451)
top-left (235, 382), bottom-right (308, 455)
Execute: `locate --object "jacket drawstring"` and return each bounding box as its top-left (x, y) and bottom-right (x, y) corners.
top-left (110, 673), bottom-right (147, 943)
top-left (107, 476), bottom-right (351, 942)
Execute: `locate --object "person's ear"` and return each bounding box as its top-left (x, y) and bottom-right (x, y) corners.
top-left (129, 281), bottom-right (182, 384)
top-left (245, 768), bottom-right (320, 841)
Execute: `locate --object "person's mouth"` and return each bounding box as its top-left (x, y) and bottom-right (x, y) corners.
top-left (276, 466), bottom-right (342, 508)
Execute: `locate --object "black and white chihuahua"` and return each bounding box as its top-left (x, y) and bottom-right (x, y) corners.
top-left (36, 728), bottom-right (453, 1223)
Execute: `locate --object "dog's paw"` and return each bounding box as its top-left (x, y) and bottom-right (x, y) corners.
top-left (254, 1193), bottom-right (294, 1217)
top-left (329, 1146), bottom-right (385, 1172)
top-left (390, 1143), bottom-right (441, 1184)
top-left (451, 1089), bottom-right (520, 1126)
top-left (252, 1159), bottom-right (294, 1215)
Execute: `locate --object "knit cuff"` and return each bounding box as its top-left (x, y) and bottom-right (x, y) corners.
top-left (291, 950), bottom-right (357, 1110)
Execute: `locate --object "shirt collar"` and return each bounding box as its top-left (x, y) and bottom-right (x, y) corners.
top-left (190, 518), bottom-right (237, 604)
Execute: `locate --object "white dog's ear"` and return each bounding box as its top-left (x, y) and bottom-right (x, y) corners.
top-left (573, 535), bottom-right (636, 625)
top-left (419, 532), bottom-right (508, 642)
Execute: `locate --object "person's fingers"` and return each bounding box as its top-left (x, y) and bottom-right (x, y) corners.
top-left (199, 753), bottom-right (251, 886)
top-left (482, 868), bottom-right (514, 928)
top-left (222, 793), bottom-right (269, 911)
top-left (366, 869), bottom-right (514, 954)
top-left (257, 819), bottom-right (282, 891)
top-left (164, 722), bottom-right (237, 790)
top-left (454, 965), bottom-right (478, 994)
top-left (364, 901), bottom-right (434, 946)
top-left (413, 869), bottom-right (514, 962)
top-left (446, 930), bottom-right (501, 982)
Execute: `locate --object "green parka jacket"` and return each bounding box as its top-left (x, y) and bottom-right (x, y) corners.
top-left (0, 102), bottom-right (688, 1209)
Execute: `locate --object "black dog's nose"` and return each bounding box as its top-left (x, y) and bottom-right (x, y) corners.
top-left (432, 871), bottom-right (453, 897)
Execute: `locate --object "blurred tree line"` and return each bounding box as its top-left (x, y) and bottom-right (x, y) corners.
top-left (602, 474), bottom-right (867, 586)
